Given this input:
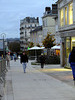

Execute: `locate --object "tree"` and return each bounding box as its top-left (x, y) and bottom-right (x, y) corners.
top-left (42, 33), bottom-right (55, 48)
top-left (36, 43), bottom-right (40, 47)
top-left (28, 42), bottom-right (34, 48)
top-left (8, 42), bottom-right (20, 52)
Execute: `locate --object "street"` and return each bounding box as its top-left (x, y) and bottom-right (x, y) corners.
top-left (4, 59), bottom-right (75, 100)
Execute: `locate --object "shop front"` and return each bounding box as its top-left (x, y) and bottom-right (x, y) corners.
top-left (62, 36), bottom-right (75, 67)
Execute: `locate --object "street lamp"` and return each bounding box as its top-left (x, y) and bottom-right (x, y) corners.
top-left (1, 33), bottom-right (6, 58)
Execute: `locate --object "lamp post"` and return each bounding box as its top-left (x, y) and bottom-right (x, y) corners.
top-left (1, 33), bottom-right (6, 58)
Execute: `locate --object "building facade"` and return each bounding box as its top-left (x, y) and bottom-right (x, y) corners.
top-left (30, 26), bottom-right (43, 46)
top-left (54, 16), bottom-right (61, 45)
top-left (57, 0), bottom-right (75, 67)
top-left (42, 5), bottom-right (58, 44)
top-left (20, 17), bottom-right (39, 50)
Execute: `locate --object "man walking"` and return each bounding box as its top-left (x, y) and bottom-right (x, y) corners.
top-left (20, 51), bottom-right (28, 73)
top-left (40, 53), bottom-right (45, 68)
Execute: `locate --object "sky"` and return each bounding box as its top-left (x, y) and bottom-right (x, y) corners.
top-left (0, 0), bottom-right (57, 39)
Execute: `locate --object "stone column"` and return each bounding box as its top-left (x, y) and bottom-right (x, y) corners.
top-left (64, 8), bottom-right (65, 26)
top-left (58, 9), bottom-right (60, 28)
top-left (60, 37), bottom-right (66, 67)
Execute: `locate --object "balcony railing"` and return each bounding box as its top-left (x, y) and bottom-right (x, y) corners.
top-left (20, 27), bottom-right (24, 30)
top-left (20, 32), bottom-right (23, 34)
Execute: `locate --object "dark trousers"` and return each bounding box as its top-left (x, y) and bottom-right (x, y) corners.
top-left (41, 63), bottom-right (44, 68)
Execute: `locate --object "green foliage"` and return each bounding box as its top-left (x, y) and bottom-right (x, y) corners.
top-left (8, 42), bottom-right (20, 52)
top-left (28, 42), bottom-right (34, 48)
top-left (42, 33), bottom-right (56, 48)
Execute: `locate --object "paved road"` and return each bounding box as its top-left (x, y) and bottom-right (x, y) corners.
top-left (4, 60), bottom-right (75, 100)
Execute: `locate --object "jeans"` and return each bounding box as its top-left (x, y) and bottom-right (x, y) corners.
top-left (71, 62), bottom-right (75, 80)
top-left (22, 62), bottom-right (27, 73)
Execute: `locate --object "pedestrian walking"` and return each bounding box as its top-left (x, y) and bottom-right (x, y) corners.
top-left (69, 47), bottom-right (75, 82)
top-left (6, 53), bottom-right (10, 67)
top-left (10, 52), bottom-right (13, 60)
top-left (20, 51), bottom-right (28, 73)
top-left (13, 52), bottom-right (17, 62)
top-left (40, 53), bottom-right (45, 68)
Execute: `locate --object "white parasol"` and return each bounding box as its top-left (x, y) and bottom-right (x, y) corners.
top-left (28, 46), bottom-right (45, 60)
top-left (51, 45), bottom-right (60, 50)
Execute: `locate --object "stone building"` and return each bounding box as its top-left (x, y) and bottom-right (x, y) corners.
top-left (53, 15), bottom-right (61, 45)
top-left (57, 0), bottom-right (75, 67)
top-left (30, 26), bottom-right (43, 46)
top-left (42, 5), bottom-right (59, 44)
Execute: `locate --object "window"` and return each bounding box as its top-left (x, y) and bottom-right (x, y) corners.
top-left (60, 9), bottom-right (64, 26)
top-left (35, 24), bottom-right (36, 27)
top-left (69, 2), bottom-right (73, 25)
top-left (43, 21), bottom-right (45, 26)
top-left (30, 24), bottom-right (32, 27)
top-left (71, 37), bottom-right (75, 49)
top-left (65, 7), bottom-right (67, 25)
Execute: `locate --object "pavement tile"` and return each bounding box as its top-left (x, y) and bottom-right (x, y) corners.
top-left (4, 60), bottom-right (75, 100)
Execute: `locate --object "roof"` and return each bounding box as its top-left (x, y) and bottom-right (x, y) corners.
top-left (42, 14), bottom-right (57, 19)
top-left (57, 0), bottom-right (62, 3)
top-left (30, 26), bottom-right (42, 33)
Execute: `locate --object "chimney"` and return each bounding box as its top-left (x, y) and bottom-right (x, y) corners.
top-left (37, 17), bottom-right (39, 23)
top-left (45, 7), bottom-right (51, 15)
top-left (52, 4), bottom-right (58, 14)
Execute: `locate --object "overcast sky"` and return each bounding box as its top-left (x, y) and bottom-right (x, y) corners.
top-left (0, 0), bottom-right (57, 38)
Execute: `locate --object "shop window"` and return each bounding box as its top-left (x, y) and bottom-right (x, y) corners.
top-left (71, 37), bottom-right (75, 49)
top-left (65, 7), bottom-right (67, 25)
top-left (69, 2), bottom-right (73, 25)
top-left (60, 9), bottom-right (64, 27)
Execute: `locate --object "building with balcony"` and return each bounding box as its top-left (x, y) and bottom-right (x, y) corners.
top-left (20, 17), bottom-right (39, 50)
top-left (30, 26), bottom-right (43, 46)
top-left (57, 0), bottom-right (75, 67)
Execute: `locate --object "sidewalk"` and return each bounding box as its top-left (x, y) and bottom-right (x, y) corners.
top-left (4, 59), bottom-right (75, 100)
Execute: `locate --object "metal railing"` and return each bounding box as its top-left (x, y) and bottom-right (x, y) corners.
top-left (0, 59), bottom-right (7, 83)
top-left (0, 59), bottom-right (7, 99)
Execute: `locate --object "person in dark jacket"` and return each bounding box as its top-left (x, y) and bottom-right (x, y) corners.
top-left (20, 51), bottom-right (28, 73)
top-left (40, 53), bottom-right (45, 68)
top-left (69, 47), bottom-right (75, 81)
